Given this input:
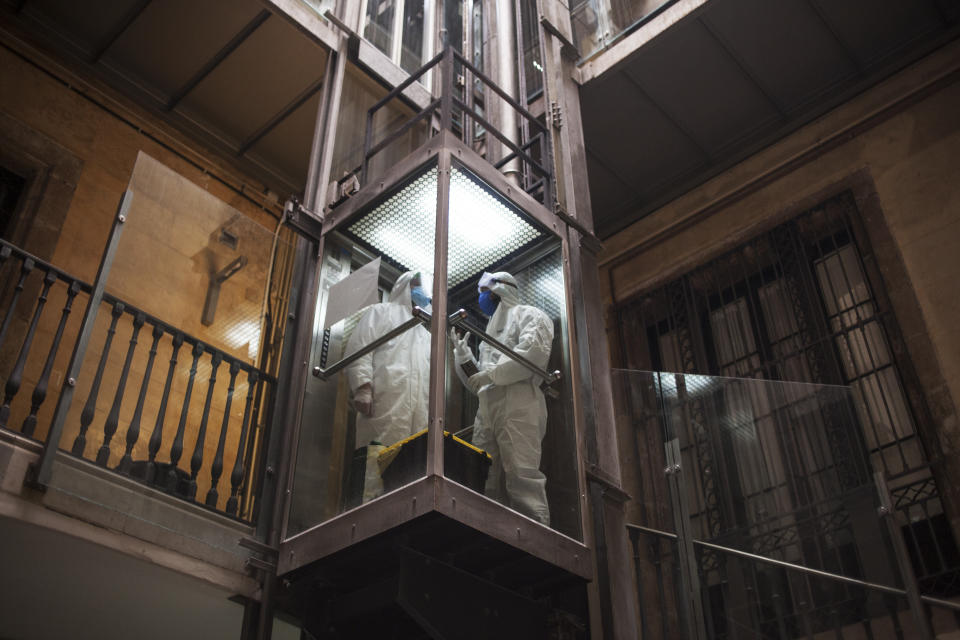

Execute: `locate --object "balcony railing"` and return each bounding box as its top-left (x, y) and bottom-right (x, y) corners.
top-left (0, 232), bottom-right (278, 523)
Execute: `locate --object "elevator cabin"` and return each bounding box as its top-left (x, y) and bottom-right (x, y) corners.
top-left (274, 64), bottom-right (592, 634)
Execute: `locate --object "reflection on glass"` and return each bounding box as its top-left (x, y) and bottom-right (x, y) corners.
top-left (344, 269), bottom-right (431, 502)
top-left (570, 0), bottom-right (670, 60)
top-left (615, 371), bottom-right (958, 639)
top-left (48, 152), bottom-right (292, 528)
top-left (519, 0), bottom-right (543, 100)
top-left (400, 0), bottom-right (425, 73)
top-left (363, 0), bottom-right (395, 55)
top-left (444, 167), bottom-right (579, 538)
top-left (287, 166), bottom-right (436, 536)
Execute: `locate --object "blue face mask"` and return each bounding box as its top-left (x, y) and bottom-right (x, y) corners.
top-left (410, 286), bottom-right (431, 309)
top-left (478, 290), bottom-right (499, 316)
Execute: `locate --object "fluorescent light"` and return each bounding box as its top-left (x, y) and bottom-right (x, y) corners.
top-left (346, 166), bottom-right (544, 287)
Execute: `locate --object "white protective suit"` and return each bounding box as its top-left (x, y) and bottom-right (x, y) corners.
top-left (453, 272), bottom-right (554, 525)
top-left (345, 271), bottom-right (431, 451)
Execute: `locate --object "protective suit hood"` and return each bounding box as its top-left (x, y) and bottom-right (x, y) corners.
top-left (479, 271), bottom-right (519, 333)
top-left (388, 270), bottom-right (418, 308)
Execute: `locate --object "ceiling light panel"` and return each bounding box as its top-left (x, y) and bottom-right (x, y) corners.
top-left (448, 168), bottom-right (543, 287)
top-left (347, 167), bottom-right (438, 279)
top-left (346, 166), bottom-right (544, 287)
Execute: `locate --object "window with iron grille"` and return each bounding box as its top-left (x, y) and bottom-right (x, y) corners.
top-left (616, 191), bottom-right (960, 604)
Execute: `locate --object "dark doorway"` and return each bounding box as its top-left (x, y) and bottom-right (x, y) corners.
top-left (0, 165), bottom-right (26, 240)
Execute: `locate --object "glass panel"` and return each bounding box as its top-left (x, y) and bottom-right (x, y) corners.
top-left (614, 370), bottom-right (960, 638)
top-left (363, 0), bottom-right (396, 58)
top-left (444, 165), bottom-right (580, 538)
top-left (444, 0), bottom-right (464, 54)
top-left (330, 63), bottom-right (430, 188)
top-left (519, 0), bottom-right (543, 100)
top-left (570, 0), bottom-right (603, 60)
top-left (287, 163), bottom-right (437, 537)
top-left (44, 152), bottom-right (292, 563)
top-left (400, 0), bottom-right (426, 74)
top-left (570, 0), bottom-right (676, 60)
top-left (300, 0), bottom-right (336, 17)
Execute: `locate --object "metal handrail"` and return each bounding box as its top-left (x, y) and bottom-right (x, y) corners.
top-left (451, 96), bottom-right (551, 179)
top-left (449, 308), bottom-right (561, 385)
top-left (626, 523), bottom-right (960, 612)
top-left (360, 45), bottom-right (554, 204)
top-left (312, 306), bottom-right (431, 380)
top-left (450, 48), bottom-right (548, 135)
top-left (0, 239), bottom-right (273, 382)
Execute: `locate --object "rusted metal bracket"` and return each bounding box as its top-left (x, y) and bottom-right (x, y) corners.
top-left (586, 464), bottom-right (631, 503)
top-left (323, 9), bottom-right (361, 57)
top-left (239, 536), bottom-right (278, 575)
top-left (554, 201), bottom-right (604, 255)
top-left (539, 15), bottom-right (579, 61)
top-left (284, 196), bottom-right (324, 243)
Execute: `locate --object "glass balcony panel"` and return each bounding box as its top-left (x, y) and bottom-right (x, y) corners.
top-left (287, 163), bottom-right (437, 537)
top-left (363, 0), bottom-right (396, 58)
top-left (42, 152), bottom-right (292, 566)
top-left (399, 0), bottom-right (426, 74)
top-left (444, 165), bottom-right (580, 539)
top-left (570, 0), bottom-right (680, 60)
top-left (614, 370), bottom-right (960, 638)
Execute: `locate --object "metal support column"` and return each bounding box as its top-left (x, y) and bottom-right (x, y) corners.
top-left (30, 190), bottom-right (132, 487)
top-left (247, 42), bottom-right (343, 640)
top-left (426, 149), bottom-right (450, 478)
top-left (875, 470), bottom-right (935, 640)
top-left (664, 437), bottom-right (708, 640)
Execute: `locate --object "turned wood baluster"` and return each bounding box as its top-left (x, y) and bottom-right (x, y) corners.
top-left (226, 370), bottom-right (258, 516)
top-left (205, 360), bottom-right (240, 508)
top-left (145, 332), bottom-right (183, 484)
top-left (187, 352), bottom-right (221, 500)
top-left (167, 342), bottom-right (203, 493)
top-left (96, 312), bottom-right (144, 465)
top-left (118, 323), bottom-right (163, 474)
top-left (0, 258), bottom-right (34, 351)
top-left (72, 302), bottom-right (124, 456)
top-left (1, 269), bottom-right (56, 428)
top-left (22, 281), bottom-right (80, 437)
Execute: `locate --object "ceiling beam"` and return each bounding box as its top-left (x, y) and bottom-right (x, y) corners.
top-left (803, 0), bottom-right (864, 72)
top-left (166, 9), bottom-right (272, 110)
top-left (620, 69), bottom-right (711, 162)
top-left (585, 143), bottom-right (646, 197)
top-left (930, 0), bottom-right (959, 25)
top-left (238, 75), bottom-right (325, 155)
top-left (697, 17), bottom-right (788, 120)
top-left (90, 0), bottom-right (153, 63)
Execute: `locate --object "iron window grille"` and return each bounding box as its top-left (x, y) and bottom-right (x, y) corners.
top-left (616, 191), bottom-right (960, 611)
